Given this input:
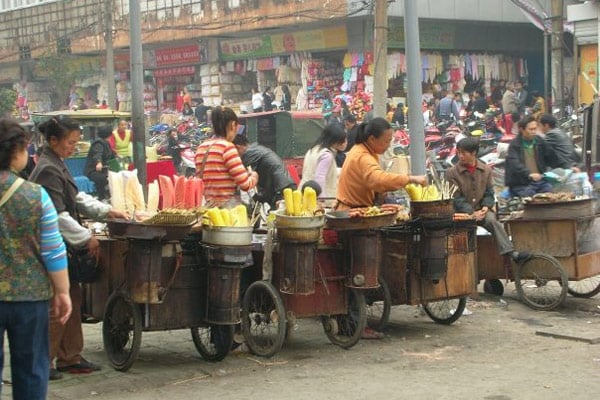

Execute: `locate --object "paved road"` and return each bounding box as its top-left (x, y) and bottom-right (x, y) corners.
top-left (2, 286), bottom-right (600, 400)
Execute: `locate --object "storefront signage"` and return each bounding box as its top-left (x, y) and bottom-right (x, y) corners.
top-left (579, 45), bottom-right (598, 104)
top-left (153, 66), bottom-right (195, 78)
top-left (154, 45), bottom-right (203, 67)
top-left (388, 21), bottom-right (455, 50)
top-left (220, 26), bottom-right (348, 61)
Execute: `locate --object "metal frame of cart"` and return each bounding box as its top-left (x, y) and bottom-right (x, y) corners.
top-left (364, 218), bottom-right (478, 331)
top-left (83, 222), bottom-right (239, 371)
top-left (476, 214), bottom-right (600, 310)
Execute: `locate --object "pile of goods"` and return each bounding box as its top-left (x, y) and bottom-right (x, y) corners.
top-left (282, 187), bottom-right (323, 217)
top-left (405, 184), bottom-right (443, 201)
top-left (347, 204), bottom-right (409, 222)
top-left (203, 205), bottom-right (250, 227)
top-left (528, 192), bottom-right (576, 203)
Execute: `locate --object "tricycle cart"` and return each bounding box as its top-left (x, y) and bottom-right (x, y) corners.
top-left (364, 215), bottom-right (478, 331)
top-left (239, 212), bottom-right (398, 357)
top-left (477, 213), bottom-right (600, 310)
top-left (84, 220), bottom-right (245, 371)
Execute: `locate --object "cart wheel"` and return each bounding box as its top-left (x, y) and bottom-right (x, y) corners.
top-left (567, 274), bottom-right (600, 298)
top-left (365, 276), bottom-right (391, 331)
top-left (514, 253), bottom-right (568, 311)
top-left (321, 288), bottom-right (366, 349)
top-left (483, 279), bottom-right (504, 296)
top-left (241, 281), bottom-right (286, 357)
top-left (191, 324), bottom-right (234, 362)
top-left (423, 297), bottom-right (466, 325)
top-left (102, 293), bottom-right (142, 371)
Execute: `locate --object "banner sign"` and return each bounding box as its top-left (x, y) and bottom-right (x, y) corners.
top-left (153, 45), bottom-right (203, 67)
top-left (153, 65), bottom-right (195, 78)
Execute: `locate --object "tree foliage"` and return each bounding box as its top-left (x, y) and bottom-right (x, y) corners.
top-left (36, 51), bottom-right (95, 110)
top-left (0, 87), bottom-right (17, 118)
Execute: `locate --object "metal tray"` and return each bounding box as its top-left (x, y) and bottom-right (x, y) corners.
top-left (325, 210), bottom-right (397, 231)
top-left (106, 218), bottom-right (194, 241)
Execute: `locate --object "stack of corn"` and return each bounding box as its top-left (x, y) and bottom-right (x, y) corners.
top-left (282, 187), bottom-right (318, 216)
top-left (405, 184), bottom-right (441, 201)
top-left (204, 205), bottom-right (249, 227)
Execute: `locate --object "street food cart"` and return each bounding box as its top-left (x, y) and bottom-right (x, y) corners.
top-left (239, 211), bottom-right (389, 357)
top-left (362, 200), bottom-right (478, 330)
top-left (477, 198), bottom-right (600, 310)
top-left (85, 218), bottom-right (246, 371)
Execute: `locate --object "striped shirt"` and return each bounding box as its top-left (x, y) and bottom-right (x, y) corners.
top-left (195, 138), bottom-right (255, 204)
top-left (40, 188), bottom-right (68, 272)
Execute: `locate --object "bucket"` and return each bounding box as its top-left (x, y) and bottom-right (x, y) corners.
top-left (278, 241), bottom-right (316, 295)
top-left (127, 241), bottom-right (179, 304)
top-left (419, 229), bottom-right (448, 281)
top-left (202, 244), bottom-right (250, 324)
top-left (410, 199), bottom-right (454, 219)
top-left (344, 230), bottom-right (381, 289)
top-left (206, 263), bottom-right (243, 324)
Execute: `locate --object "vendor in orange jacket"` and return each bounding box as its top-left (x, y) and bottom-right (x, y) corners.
top-left (336, 117), bottom-right (426, 210)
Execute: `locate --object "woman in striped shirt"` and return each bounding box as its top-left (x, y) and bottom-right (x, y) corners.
top-left (195, 107), bottom-right (258, 205)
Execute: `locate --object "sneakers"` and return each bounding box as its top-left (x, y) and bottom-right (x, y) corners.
top-left (49, 368), bottom-right (63, 381)
top-left (510, 251), bottom-right (531, 264)
top-left (362, 327), bottom-right (385, 340)
top-left (57, 358), bottom-right (101, 374)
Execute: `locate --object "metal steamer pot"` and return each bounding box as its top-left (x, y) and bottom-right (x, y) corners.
top-left (274, 211), bottom-right (325, 243)
top-left (201, 225), bottom-right (253, 246)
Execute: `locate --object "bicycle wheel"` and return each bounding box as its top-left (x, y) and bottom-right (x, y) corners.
top-left (567, 275), bottom-right (600, 298)
top-left (191, 324), bottom-right (234, 362)
top-left (514, 253), bottom-right (568, 311)
top-left (483, 279), bottom-right (504, 296)
top-left (365, 277), bottom-right (391, 331)
top-left (423, 297), bottom-right (466, 325)
top-left (321, 288), bottom-right (366, 349)
top-left (102, 293), bottom-right (142, 371)
top-left (241, 281), bottom-right (286, 357)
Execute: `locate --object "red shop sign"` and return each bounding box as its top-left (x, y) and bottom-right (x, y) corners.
top-left (154, 45), bottom-right (201, 67)
top-left (153, 66), bottom-right (196, 78)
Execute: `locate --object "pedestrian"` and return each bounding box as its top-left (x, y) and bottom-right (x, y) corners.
top-left (108, 119), bottom-right (133, 162)
top-left (233, 134), bottom-right (296, 209)
top-left (167, 128), bottom-right (182, 174)
top-left (84, 126), bottom-right (117, 200)
top-left (182, 102), bottom-right (194, 118)
top-left (29, 116), bottom-right (128, 380)
top-left (263, 87), bottom-right (273, 112)
top-left (0, 118), bottom-right (72, 400)
top-left (505, 115), bottom-right (553, 197)
top-left (538, 113), bottom-right (580, 170)
top-left (300, 124), bottom-right (347, 199)
top-left (446, 137), bottom-right (530, 264)
top-left (194, 98), bottom-right (210, 124)
top-left (251, 88), bottom-right (263, 113)
top-left (281, 85), bottom-right (292, 111)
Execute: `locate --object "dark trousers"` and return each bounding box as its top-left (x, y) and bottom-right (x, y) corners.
top-left (479, 211), bottom-right (514, 255)
top-left (510, 180), bottom-right (553, 198)
top-left (87, 170), bottom-right (109, 200)
top-left (0, 300), bottom-right (50, 400)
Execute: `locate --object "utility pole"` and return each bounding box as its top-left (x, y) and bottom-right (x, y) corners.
top-left (403, 0), bottom-right (425, 175)
top-left (372, 0), bottom-right (388, 118)
top-left (104, 0), bottom-right (116, 110)
top-left (130, 0), bottom-right (146, 192)
top-left (551, 0), bottom-right (564, 116)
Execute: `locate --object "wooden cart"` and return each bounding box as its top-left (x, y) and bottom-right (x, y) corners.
top-left (364, 218), bottom-right (478, 330)
top-left (477, 213), bottom-right (600, 310)
top-left (83, 221), bottom-right (242, 371)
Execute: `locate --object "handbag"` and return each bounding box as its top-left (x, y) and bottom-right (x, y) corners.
top-left (67, 245), bottom-right (101, 283)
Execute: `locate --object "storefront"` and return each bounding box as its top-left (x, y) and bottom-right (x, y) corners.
top-left (218, 26), bottom-right (348, 111)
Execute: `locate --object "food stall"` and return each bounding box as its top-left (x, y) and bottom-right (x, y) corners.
top-left (477, 194), bottom-right (600, 311)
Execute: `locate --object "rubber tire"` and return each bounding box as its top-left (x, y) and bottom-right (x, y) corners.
top-left (483, 279), bottom-right (505, 296)
top-left (514, 253), bottom-right (568, 311)
top-left (567, 275), bottom-right (600, 298)
top-left (321, 288), bottom-right (366, 349)
top-left (241, 281), bottom-right (286, 358)
top-left (365, 276), bottom-right (391, 331)
top-left (102, 293), bottom-right (142, 372)
top-left (423, 297), bottom-right (467, 325)
top-left (191, 324), bottom-right (234, 362)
